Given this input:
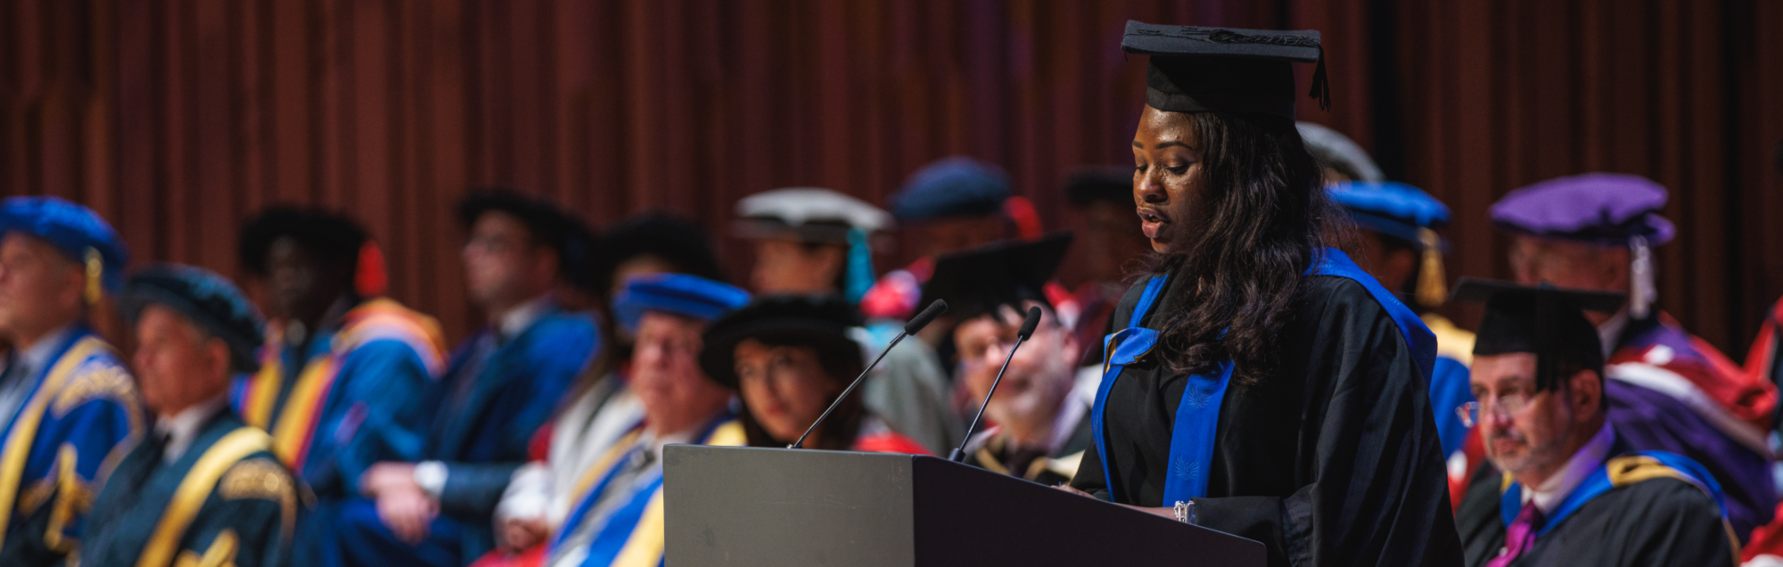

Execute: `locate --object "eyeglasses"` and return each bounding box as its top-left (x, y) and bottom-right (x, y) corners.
top-left (1456, 388), bottom-right (1548, 428)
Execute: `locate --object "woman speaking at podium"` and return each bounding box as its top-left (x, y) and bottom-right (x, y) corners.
top-left (1065, 21), bottom-right (1462, 566)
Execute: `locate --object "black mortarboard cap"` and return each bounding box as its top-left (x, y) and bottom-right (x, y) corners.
top-left (456, 188), bottom-right (577, 254)
top-left (1452, 277), bottom-right (1625, 390)
top-left (592, 212), bottom-right (724, 299)
top-left (919, 233), bottom-right (1072, 322)
top-left (1121, 21), bottom-right (1329, 119)
top-left (698, 294), bottom-right (865, 389)
top-left (238, 207), bottom-right (369, 276)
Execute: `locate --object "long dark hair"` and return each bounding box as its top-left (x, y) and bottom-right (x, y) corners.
top-left (1147, 111), bottom-right (1344, 385)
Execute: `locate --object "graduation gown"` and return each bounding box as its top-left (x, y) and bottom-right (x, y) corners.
top-left (0, 329), bottom-right (142, 566)
top-left (232, 298), bottom-right (446, 499)
top-left (318, 306), bottom-right (599, 567)
top-left (963, 417), bottom-right (1091, 487)
top-left (545, 416), bottom-right (745, 567)
top-left (1454, 444), bottom-right (1735, 566)
top-left (963, 372), bottom-right (1095, 486)
top-left (1070, 248), bottom-right (1462, 567)
top-left (81, 410), bottom-right (300, 567)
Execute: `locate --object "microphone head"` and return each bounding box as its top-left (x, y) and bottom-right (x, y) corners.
top-left (905, 299), bottom-right (949, 334)
top-left (1017, 306), bottom-right (1042, 339)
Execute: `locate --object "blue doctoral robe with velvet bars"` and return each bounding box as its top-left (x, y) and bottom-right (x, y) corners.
top-left (0, 328), bottom-right (143, 566)
top-left (80, 410), bottom-right (301, 567)
top-left (316, 306), bottom-right (599, 567)
top-left (231, 298), bottom-right (445, 500)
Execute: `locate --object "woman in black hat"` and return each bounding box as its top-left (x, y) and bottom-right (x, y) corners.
top-left (1064, 22), bottom-right (1461, 566)
top-left (700, 295), bottom-right (927, 453)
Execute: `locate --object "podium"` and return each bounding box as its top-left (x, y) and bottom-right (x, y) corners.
top-left (663, 445), bottom-right (1264, 566)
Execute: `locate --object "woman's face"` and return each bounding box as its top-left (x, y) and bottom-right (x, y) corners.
top-left (1131, 106), bottom-right (1204, 254)
top-left (733, 339), bottom-right (840, 443)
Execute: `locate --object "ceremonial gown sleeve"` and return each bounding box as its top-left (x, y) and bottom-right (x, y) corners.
top-left (181, 457), bottom-right (301, 567)
top-left (436, 316), bottom-right (597, 521)
top-left (323, 339), bottom-right (437, 498)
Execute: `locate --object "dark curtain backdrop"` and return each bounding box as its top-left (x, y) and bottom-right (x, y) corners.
top-left (3, 0), bottom-right (1780, 354)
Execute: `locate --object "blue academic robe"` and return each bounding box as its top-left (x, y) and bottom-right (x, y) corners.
top-left (81, 409), bottom-right (301, 567)
top-left (0, 328), bottom-right (143, 566)
top-left (319, 307), bottom-right (599, 567)
top-left (231, 298), bottom-right (446, 498)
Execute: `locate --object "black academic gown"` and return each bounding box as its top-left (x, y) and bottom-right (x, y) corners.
top-left (1455, 445), bottom-right (1735, 567)
top-left (81, 409), bottom-right (299, 567)
top-left (1070, 271), bottom-right (1462, 567)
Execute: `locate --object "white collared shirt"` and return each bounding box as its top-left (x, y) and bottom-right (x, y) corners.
top-left (155, 396), bottom-right (229, 462)
top-left (497, 296), bottom-right (552, 341)
top-left (1597, 310), bottom-right (1630, 360)
top-left (0, 325), bottom-right (75, 421)
top-left (1521, 422), bottom-right (1616, 514)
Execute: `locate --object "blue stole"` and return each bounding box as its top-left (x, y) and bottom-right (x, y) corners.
top-left (1499, 450), bottom-right (1728, 537)
top-left (551, 413), bottom-right (734, 567)
top-left (1091, 248), bottom-right (1433, 505)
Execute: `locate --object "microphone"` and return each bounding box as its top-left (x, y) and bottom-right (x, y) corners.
top-left (788, 299), bottom-right (949, 449)
top-left (948, 306), bottom-right (1042, 462)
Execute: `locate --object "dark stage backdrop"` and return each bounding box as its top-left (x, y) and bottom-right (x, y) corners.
top-left (4, 0), bottom-right (1781, 356)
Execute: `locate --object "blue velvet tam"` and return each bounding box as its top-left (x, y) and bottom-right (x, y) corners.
top-left (122, 264), bottom-right (267, 373)
top-left (1328, 181), bottom-right (1450, 247)
top-left (613, 273), bottom-right (751, 334)
top-left (0, 196), bottom-right (128, 293)
top-left (889, 157), bottom-right (1011, 222)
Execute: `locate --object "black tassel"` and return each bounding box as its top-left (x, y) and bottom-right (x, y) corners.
top-left (1309, 46), bottom-right (1331, 111)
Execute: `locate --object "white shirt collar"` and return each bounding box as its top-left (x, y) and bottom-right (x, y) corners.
top-left (1597, 310), bottom-right (1629, 359)
top-left (637, 428), bottom-right (698, 462)
top-left (497, 296), bottom-right (552, 340)
top-left (155, 396), bottom-right (229, 461)
top-left (16, 325), bottom-right (75, 376)
top-left (1522, 422), bottom-right (1616, 514)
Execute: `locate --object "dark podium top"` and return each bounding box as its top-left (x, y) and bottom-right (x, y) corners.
top-left (663, 445), bottom-right (1264, 566)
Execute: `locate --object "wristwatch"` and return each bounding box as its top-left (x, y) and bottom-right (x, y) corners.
top-left (1172, 499), bottom-right (1198, 525)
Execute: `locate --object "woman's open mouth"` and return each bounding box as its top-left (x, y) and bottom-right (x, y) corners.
top-left (1138, 208), bottom-right (1170, 240)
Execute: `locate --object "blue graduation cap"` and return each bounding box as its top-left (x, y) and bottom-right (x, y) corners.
top-left (122, 264), bottom-right (267, 373)
top-left (0, 196), bottom-right (128, 302)
top-left (889, 157), bottom-right (1011, 223)
top-left (1328, 181), bottom-right (1451, 308)
top-left (613, 273), bottom-right (751, 334)
top-left (1328, 181), bottom-right (1450, 246)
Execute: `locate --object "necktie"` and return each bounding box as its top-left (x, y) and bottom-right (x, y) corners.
top-left (0, 359), bottom-right (31, 421)
top-left (1487, 504), bottom-right (1547, 567)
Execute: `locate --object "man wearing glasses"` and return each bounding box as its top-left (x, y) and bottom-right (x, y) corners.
top-left (1450, 278), bottom-right (1733, 566)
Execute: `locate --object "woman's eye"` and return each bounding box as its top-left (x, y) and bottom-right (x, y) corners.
top-left (1167, 164), bottom-right (1190, 175)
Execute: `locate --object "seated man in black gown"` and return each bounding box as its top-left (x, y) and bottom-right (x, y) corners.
top-left (1451, 278), bottom-right (1733, 566)
top-left (922, 234), bottom-right (1095, 485)
top-left (82, 265), bottom-right (301, 566)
